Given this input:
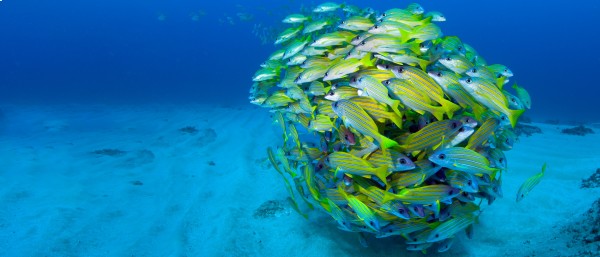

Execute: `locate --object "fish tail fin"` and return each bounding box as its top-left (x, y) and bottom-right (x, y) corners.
top-left (382, 191), bottom-right (397, 204)
top-left (360, 53), bottom-right (374, 67)
top-left (507, 109), bottom-right (525, 128)
top-left (374, 165), bottom-right (389, 185)
top-left (391, 100), bottom-right (404, 120)
top-left (441, 99), bottom-right (461, 117)
top-left (472, 104), bottom-right (486, 121)
top-left (431, 106), bottom-right (446, 121)
top-left (389, 112), bottom-right (403, 128)
top-left (407, 41), bottom-right (421, 55)
top-left (418, 59), bottom-right (430, 71)
top-left (380, 134), bottom-right (400, 150)
top-left (541, 162), bottom-right (547, 175)
top-left (496, 76), bottom-right (506, 90)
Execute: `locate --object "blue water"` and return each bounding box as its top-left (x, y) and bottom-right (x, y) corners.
top-left (0, 0), bottom-right (599, 121)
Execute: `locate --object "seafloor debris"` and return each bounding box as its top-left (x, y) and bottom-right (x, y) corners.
top-left (253, 200), bottom-right (290, 219)
top-left (179, 126), bottom-right (199, 134)
top-left (250, 2), bottom-right (534, 253)
top-left (515, 123), bottom-right (542, 137)
top-left (581, 169), bottom-right (600, 189)
top-left (562, 198), bottom-right (600, 255)
top-left (561, 125), bottom-right (594, 136)
top-left (208, 161), bottom-right (216, 166)
top-left (130, 180), bottom-right (143, 186)
top-left (92, 148), bottom-right (127, 157)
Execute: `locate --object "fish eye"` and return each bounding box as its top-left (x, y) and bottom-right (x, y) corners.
top-left (382, 13), bottom-right (386, 17)
top-left (374, 25), bottom-right (379, 29)
top-left (397, 67), bottom-right (404, 73)
top-left (437, 72), bottom-right (442, 77)
top-left (360, 41), bottom-right (366, 46)
top-left (506, 138), bottom-right (510, 143)
top-left (388, 229), bottom-right (393, 233)
top-left (344, 135), bottom-right (349, 140)
top-left (435, 233), bottom-right (440, 238)
top-left (413, 207), bottom-right (418, 211)
top-left (451, 122), bottom-right (458, 129)
top-left (369, 221), bottom-right (375, 226)
top-left (504, 69), bottom-right (508, 72)
top-left (398, 209), bottom-right (405, 214)
top-left (445, 57), bottom-right (451, 61)
top-left (499, 158), bottom-right (504, 163)
top-left (325, 72), bottom-right (329, 77)
top-left (467, 180), bottom-right (472, 186)
top-left (466, 78), bottom-right (472, 83)
top-left (472, 68), bottom-right (477, 73)
top-left (458, 46), bottom-right (463, 51)
top-left (399, 158), bottom-right (407, 164)
top-left (459, 127), bottom-right (465, 132)
top-left (438, 154), bottom-right (446, 160)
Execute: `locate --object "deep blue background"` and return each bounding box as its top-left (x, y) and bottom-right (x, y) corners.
top-left (0, 0), bottom-right (598, 121)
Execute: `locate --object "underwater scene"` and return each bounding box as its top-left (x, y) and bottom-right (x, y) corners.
top-left (0, 0), bottom-right (599, 256)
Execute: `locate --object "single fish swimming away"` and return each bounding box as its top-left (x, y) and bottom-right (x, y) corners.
top-left (516, 163), bottom-right (547, 202)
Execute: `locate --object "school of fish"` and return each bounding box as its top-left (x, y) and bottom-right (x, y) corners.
top-left (249, 2), bottom-right (538, 253)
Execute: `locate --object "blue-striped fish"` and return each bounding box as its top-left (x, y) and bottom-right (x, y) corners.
top-left (466, 117), bottom-right (500, 150)
top-left (516, 163), bottom-right (547, 202)
top-left (459, 76), bottom-right (524, 128)
top-left (338, 187), bottom-right (381, 231)
top-left (326, 151), bottom-right (389, 183)
top-left (446, 170), bottom-right (479, 193)
top-left (331, 99), bottom-right (399, 152)
top-left (512, 83), bottom-right (531, 109)
top-left (383, 185), bottom-right (460, 204)
top-left (383, 78), bottom-right (446, 121)
top-left (438, 54), bottom-right (473, 74)
top-left (351, 75), bottom-right (404, 119)
top-left (376, 219), bottom-right (432, 238)
top-left (349, 96), bottom-right (403, 128)
top-left (383, 64), bottom-right (461, 117)
top-left (429, 147), bottom-right (499, 176)
top-left (399, 119), bottom-right (463, 153)
top-left (426, 214), bottom-right (477, 242)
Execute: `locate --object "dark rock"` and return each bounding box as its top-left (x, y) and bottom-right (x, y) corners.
top-left (582, 169), bottom-right (600, 189)
top-left (130, 180), bottom-right (143, 186)
top-left (515, 123), bottom-right (543, 137)
top-left (92, 148), bottom-right (126, 157)
top-left (179, 126), bottom-right (199, 135)
top-left (562, 125), bottom-right (594, 136)
top-left (253, 200), bottom-right (289, 219)
top-left (561, 198), bottom-right (600, 256)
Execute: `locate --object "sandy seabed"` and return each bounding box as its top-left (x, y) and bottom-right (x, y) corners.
top-left (0, 104), bottom-right (598, 257)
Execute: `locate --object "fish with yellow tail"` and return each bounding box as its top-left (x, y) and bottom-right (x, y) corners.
top-left (516, 163), bottom-right (547, 202)
top-left (337, 186), bottom-right (381, 232)
top-left (331, 99), bottom-right (399, 152)
top-left (459, 76), bottom-right (524, 128)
